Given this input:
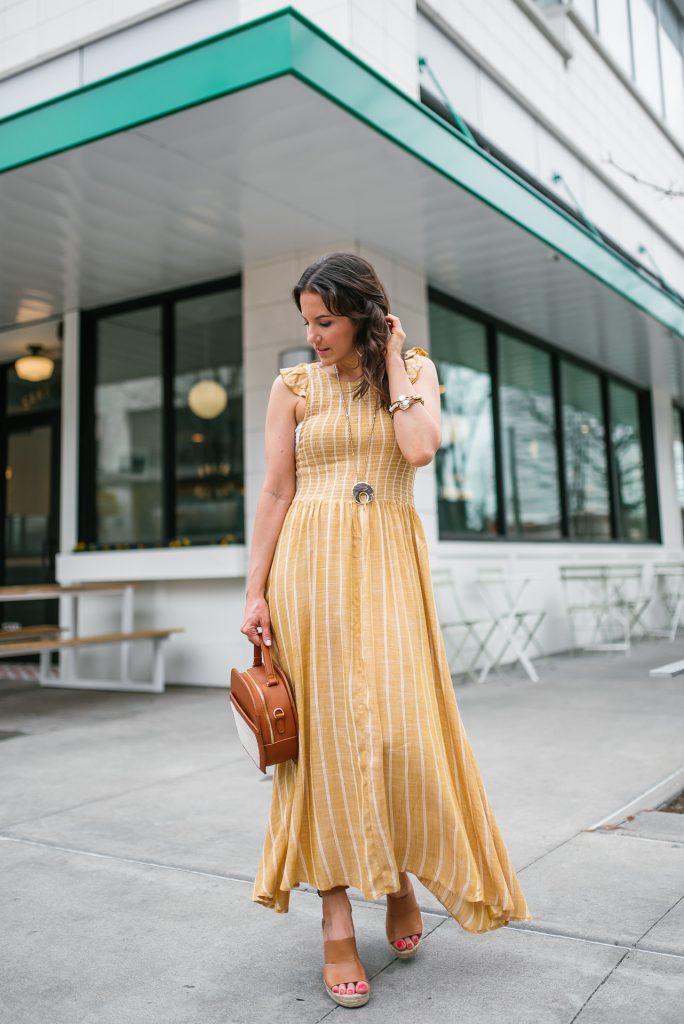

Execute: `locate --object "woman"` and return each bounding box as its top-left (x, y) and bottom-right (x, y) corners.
top-left (241, 252), bottom-right (532, 1008)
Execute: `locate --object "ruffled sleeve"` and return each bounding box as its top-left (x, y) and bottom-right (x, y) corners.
top-left (278, 361), bottom-right (309, 398)
top-left (402, 346), bottom-right (430, 384)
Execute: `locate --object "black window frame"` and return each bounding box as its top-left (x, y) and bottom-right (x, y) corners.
top-left (429, 285), bottom-right (661, 544)
top-left (79, 273), bottom-right (242, 549)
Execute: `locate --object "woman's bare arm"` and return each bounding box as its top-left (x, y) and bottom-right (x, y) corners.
top-left (386, 352), bottom-right (442, 467)
top-left (241, 375), bottom-right (299, 646)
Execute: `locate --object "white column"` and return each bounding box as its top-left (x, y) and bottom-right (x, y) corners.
top-left (242, 251), bottom-right (309, 546)
top-left (58, 308), bottom-right (80, 562)
top-left (242, 245), bottom-right (434, 550)
top-left (357, 244), bottom-right (437, 549)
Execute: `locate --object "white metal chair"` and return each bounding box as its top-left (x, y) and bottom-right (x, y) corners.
top-left (473, 566), bottom-right (547, 683)
top-left (431, 567), bottom-right (497, 684)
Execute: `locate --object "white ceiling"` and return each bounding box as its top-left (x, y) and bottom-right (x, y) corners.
top-left (0, 74), bottom-right (682, 395)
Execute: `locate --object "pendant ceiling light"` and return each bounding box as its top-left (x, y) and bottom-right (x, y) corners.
top-left (187, 323), bottom-right (228, 419)
top-left (188, 378), bottom-right (228, 419)
top-left (14, 344), bottom-right (55, 382)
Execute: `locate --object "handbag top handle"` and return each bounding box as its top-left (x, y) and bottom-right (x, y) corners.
top-left (251, 640), bottom-right (278, 685)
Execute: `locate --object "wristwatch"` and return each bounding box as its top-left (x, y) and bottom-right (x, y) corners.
top-left (388, 393), bottom-right (425, 418)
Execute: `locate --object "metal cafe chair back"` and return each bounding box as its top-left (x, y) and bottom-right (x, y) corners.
top-left (473, 566), bottom-right (547, 684)
top-left (430, 567), bottom-right (497, 684)
top-left (559, 562), bottom-right (649, 653)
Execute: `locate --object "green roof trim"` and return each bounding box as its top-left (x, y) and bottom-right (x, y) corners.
top-left (1, 6), bottom-right (682, 337)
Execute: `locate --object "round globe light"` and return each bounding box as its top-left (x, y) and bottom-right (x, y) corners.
top-left (188, 379), bottom-right (228, 419)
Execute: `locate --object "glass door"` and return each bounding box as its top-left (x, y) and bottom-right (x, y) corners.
top-left (1, 412), bottom-right (61, 630)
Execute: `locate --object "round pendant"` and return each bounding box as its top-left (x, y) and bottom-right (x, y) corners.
top-left (352, 481), bottom-right (375, 505)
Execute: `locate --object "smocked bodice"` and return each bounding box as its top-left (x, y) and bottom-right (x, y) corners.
top-left (280, 348), bottom-right (429, 506)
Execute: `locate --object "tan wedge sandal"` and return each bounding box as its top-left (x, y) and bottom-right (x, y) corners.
top-left (386, 881), bottom-right (423, 959)
top-left (317, 888), bottom-right (370, 1007)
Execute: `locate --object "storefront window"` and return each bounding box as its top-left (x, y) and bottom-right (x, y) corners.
top-left (7, 356), bottom-right (62, 416)
top-left (672, 405), bottom-right (684, 532)
top-left (609, 381), bottom-right (649, 541)
top-left (95, 306), bottom-right (163, 546)
top-left (429, 304), bottom-right (496, 537)
top-left (428, 291), bottom-right (656, 544)
top-left (561, 361), bottom-right (611, 539)
top-left (83, 278), bottom-right (243, 549)
top-left (174, 290), bottom-right (243, 545)
top-left (499, 334), bottom-right (561, 538)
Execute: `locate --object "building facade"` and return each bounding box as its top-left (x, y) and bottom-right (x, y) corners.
top-left (1, 0), bottom-right (683, 684)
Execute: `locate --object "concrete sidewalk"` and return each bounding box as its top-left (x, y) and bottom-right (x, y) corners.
top-left (1, 638), bottom-right (683, 1023)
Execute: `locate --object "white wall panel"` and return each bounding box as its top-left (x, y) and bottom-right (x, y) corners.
top-left (0, 48), bottom-right (78, 117)
top-left (82, 0), bottom-right (239, 84)
top-left (419, 2), bottom-right (684, 292)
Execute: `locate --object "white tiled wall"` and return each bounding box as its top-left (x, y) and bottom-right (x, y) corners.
top-left (238, 0), bottom-right (419, 95)
top-left (419, 0), bottom-right (684, 291)
top-left (0, 0), bottom-right (419, 101)
top-left (0, 0), bottom-right (192, 74)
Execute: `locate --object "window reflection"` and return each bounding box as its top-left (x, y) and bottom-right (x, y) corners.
top-left (572, 0), bottom-right (598, 31)
top-left (95, 307), bottom-right (163, 546)
top-left (630, 0), bottom-right (663, 114)
top-left (499, 334), bottom-right (561, 538)
top-left (672, 406), bottom-right (684, 532)
top-left (561, 361), bottom-right (611, 539)
top-left (660, 0), bottom-right (684, 140)
top-left (429, 304), bottom-right (497, 536)
top-left (610, 381), bottom-right (648, 540)
top-left (174, 290), bottom-right (244, 544)
top-left (596, 0), bottom-right (633, 74)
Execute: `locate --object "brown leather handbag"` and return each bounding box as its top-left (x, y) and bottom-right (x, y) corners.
top-left (229, 641), bottom-right (298, 773)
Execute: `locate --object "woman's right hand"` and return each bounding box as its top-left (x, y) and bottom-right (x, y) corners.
top-left (241, 594), bottom-right (272, 647)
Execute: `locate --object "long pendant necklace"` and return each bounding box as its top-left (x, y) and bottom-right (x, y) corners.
top-left (335, 364), bottom-right (379, 505)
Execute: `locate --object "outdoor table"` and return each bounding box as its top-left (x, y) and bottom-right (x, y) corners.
top-left (473, 568), bottom-right (546, 684)
top-left (558, 563), bottom-right (648, 652)
top-left (0, 581), bottom-right (141, 685)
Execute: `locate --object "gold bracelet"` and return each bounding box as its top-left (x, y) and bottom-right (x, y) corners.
top-left (388, 393), bottom-right (425, 418)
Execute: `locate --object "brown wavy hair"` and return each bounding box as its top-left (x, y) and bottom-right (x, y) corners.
top-left (292, 252), bottom-right (408, 409)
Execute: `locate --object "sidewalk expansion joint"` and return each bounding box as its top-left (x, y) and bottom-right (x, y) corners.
top-left (1, 833), bottom-right (682, 960)
top-left (0, 755), bottom-right (240, 831)
top-left (567, 949), bottom-right (631, 1024)
top-left (589, 827), bottom-right (684, 847)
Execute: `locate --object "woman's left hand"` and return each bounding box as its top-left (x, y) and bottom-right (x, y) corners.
top-left (384, 314), bottom-right (406, 361)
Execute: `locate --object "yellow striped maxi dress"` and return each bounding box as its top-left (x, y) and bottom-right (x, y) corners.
top-left (251, 346), bottom-right (532, 934)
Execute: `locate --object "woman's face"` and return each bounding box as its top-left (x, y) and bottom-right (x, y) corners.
top-left (300, 290), bottom-right (358, 371)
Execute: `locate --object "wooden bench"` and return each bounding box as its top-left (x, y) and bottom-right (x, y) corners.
top-left (0, 624), bottom-right (67, 642)
top-left (0, 628), bottom-right (185, 693)
top-left (649, 659), bottom-right (684, 678)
